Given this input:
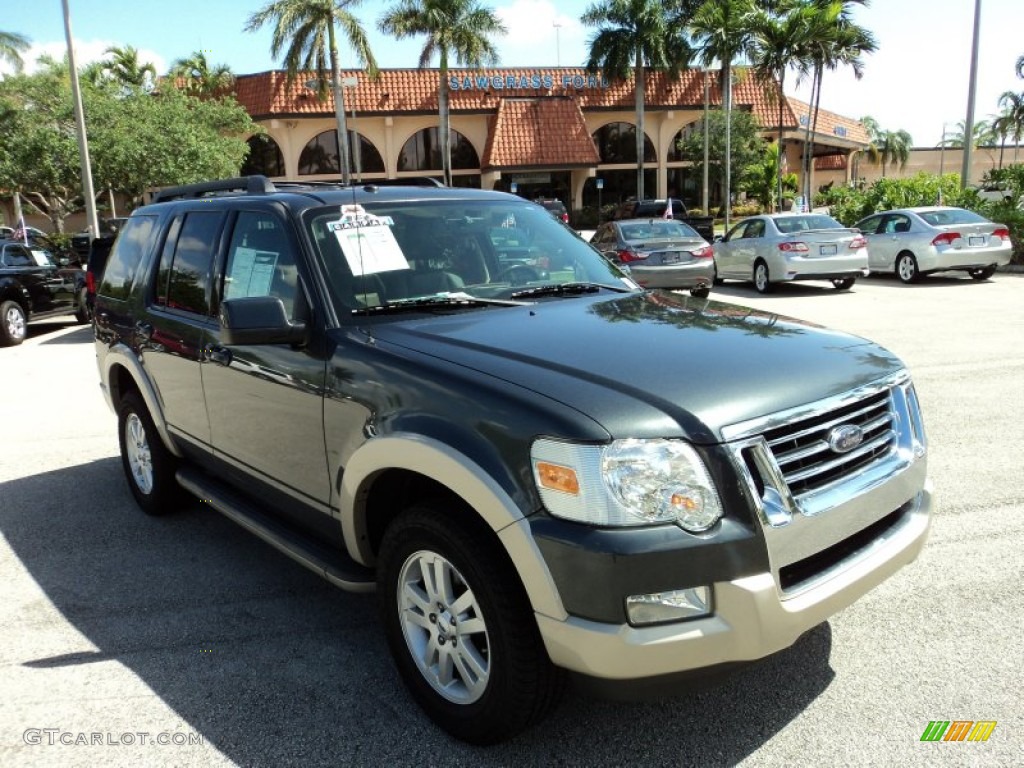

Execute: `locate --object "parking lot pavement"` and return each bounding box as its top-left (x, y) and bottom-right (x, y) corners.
top-left (2, 278), bottom-right (1023, 767)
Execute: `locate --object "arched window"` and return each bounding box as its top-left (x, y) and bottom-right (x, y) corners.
top-left (592, 122), bottom-right (656, 164)
top-left (398, 128), bottom-right (479, 172)
top-left (298, 130), bottom-right (384, 175)
top-left (667, 122), bottom-right (704, 162)
top-left (241, 135), bottom-right (285, 177)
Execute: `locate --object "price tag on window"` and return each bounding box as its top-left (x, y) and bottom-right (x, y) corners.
top-left (328, 205), bottom-right (409, 275)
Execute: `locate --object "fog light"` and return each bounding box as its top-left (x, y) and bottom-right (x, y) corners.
top-left (625, 586), bottom-right (711, 626)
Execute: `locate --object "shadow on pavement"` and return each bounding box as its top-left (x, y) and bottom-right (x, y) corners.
top-left (39, 325), bottom-right (95, 345)
top-left (1, 459), bottom-right (835, 766)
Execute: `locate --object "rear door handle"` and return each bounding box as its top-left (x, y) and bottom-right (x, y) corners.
top-left (207, 345), bottom-right (232, 366)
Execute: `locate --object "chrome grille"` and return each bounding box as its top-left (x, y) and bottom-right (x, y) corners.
top-left (762, 389), bottom-right (895, 497)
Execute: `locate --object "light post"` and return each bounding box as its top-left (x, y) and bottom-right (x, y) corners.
top-left (960, 0), bottom-right (982, 189)
top-left (343, 76), bottom-right (360, 182)
top-left (596, 177), bottom-right (603, 224)
top-left (702, 67), bottom-right (710, 216)
top-left (62, 0), bottom-right (99, 238)
top-left (553, 22), bottom-right (562, 67)
top-left (939, 122), bottom-right (948, 204)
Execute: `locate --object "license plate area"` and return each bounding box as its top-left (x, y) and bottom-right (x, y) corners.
top-left (658, 251), bottom-right (681, 264)
top-left (819, 244), bottom-right (838, 256)
top-left (968, 235), bottom-right (985, 247)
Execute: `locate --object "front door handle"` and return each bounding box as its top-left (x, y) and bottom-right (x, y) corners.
top-left (207, 345), bottom-right (232, 366)
top-left (135, 321), bottom-right (153, 341)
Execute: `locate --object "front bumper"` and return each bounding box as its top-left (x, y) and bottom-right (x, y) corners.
top-left (535, 484), bottom-right (931, 682)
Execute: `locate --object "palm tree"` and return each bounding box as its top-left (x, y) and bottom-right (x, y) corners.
top-left (379, 0), bottom-right (505, 187)
top-left (1016, 53), bottom-right (1024, 80)
top-left (690, 0), bottom-right (758, 228)
top-left (997, 90), bottom-right (1024, 164)
top-left (749, 1), bottom-right (817, 210)
top-left (168, 51), bottom-right (235, 97)
top-left (581, 0), bottom-right (693, 201)
top-left (0, 30), bottom-right (30, 72)
top-left (799, 1), bottom-right (876, 203)
top-left (101, 45), bottom-right (157, 90)
top-left (864, 121), bottom-right (912, 177)
top-left (939, 119), bottom-right (992, 150)
top-left (246, 0), bottom-right (378, 185)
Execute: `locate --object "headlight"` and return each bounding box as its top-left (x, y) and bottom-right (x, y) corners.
top-left (531, 438), bottom-right (724, 533)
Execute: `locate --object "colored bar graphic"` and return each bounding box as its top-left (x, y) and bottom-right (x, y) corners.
top-left (920, 720), bottom-right (997, 742)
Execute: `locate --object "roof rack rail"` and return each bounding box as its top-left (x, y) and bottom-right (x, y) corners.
top-left (362, 177), bottom-right (445, 188)
top-left (150, 175), bottom-right (277, 203)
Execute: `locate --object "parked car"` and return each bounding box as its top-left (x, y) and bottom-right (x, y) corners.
top-left (590, 218), bottom-right (714, 297)
top-left (71, 217), bottom-right (129, 263)
top-left (0, 240), bottom-right (87, 345)
top-left (713, 212), bottom-right (869, 293)
top-left (535, 197), bottom-right (569, 224)
top-left (852, 207), bottom-right (1012, 283)
top-left (612, 198), bottom-right (715, 244)
top-left (94, 175), bottom-right (930, 744)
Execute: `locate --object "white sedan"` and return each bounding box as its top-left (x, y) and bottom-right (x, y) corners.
top-left (713, 213), bottom-right (869, 293)
top-left (853, 207), bottom-right (1012, 283)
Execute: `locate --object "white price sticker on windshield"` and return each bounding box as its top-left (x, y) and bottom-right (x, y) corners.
top-left (328, 206), bottom-right (409, 276)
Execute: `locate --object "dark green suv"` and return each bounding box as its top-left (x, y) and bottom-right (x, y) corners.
top-left (94, 176), bottom-right (932, 744)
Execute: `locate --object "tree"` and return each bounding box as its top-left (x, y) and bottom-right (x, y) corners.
top-left (863, 117), bottom-right (912, 177)
top-left (997, 90), bottom-right (1024, 165)
top-left (749, 1), bottom-right (817, 208)
top-left (1016, 52), bottom-right (1024, 80)
top-left (690, 0), bottom-right (759, 227)
top-left (246, 0), bottom-right (379, 185)
top-left (581, 0), bottom-right (694, 200)
top-left (799, 1), bottom-right (876, 202)
top-left (675, 108), bottom-right (763, 206)
top-left (168, 51), bottom-right (235, 97)
top-left (743, 142), bottom-right (798, 212)
top-left (0, 63), bottom-right (259, 228)
top-left (0, 30), bottom-right (29, 73)
top-left (379, 0), bottom-right (505, 187)
top-left (101, 45), bottom-right (157, 91)
top-left (939, 119), bottom-right (992, 150)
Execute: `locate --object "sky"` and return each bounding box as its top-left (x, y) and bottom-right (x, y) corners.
top-left (3, 0), bottom-right (1022, 148)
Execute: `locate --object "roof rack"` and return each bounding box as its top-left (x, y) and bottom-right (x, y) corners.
top-left (150, 175), bottom-right (278, 203)
top-left (362, 177), bottom-right (445, 188)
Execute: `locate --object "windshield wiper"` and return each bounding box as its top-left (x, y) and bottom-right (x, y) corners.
top-left (353, 292), bottom-right (529, 315)
top-left (509, 282), bottom-right (633, 299)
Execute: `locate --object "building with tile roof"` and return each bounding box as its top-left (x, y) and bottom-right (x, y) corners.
top-left (230, 66), bottom-right (871, 215)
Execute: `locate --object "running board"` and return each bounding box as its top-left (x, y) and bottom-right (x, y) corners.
top-left (176, 466), bottom-right (375, 593)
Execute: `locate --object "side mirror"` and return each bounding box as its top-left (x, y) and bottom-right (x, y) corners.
top-left (713, 234), bottom-right (724, 244)
top-left (219, 296), bottom-right (307, 346)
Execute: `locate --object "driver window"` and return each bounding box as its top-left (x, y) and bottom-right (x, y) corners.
top-left (222, 212), bottom-right (297, 320)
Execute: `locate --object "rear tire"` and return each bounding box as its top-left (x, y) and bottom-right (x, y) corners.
top-left (74, 286), bottom-right (91, 324)
top-left (969, 265), bottom-right (997, 281)
top-left (117, 391), bottom-right (181, 515)
top-left (753, 260), bottom-right (774, 294)
top-left (0, 300), bottom-right (27, 346)
top-left (378, 506), bottom-right (565, 745)
top-left (831, 277), bottom-right (856, 291)
top-left (690, 285), bottom-right (710, 299)
top-left (895, 252), bottom-right (920, 284)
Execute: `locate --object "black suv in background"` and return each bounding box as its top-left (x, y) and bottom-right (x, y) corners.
top-left (1, 239), bottom-right (88, 345)
top-left (535, 197), bottom-right (569, 224)
top-left (94, 175), bottom-right (931, 744)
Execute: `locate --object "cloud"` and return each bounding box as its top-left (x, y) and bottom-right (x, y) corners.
top-left (495, 0), bottom-right (589, 67)
top-left (1, 39), bottom-right (167, 77)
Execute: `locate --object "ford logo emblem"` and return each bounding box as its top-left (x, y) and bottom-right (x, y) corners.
top-left (828, 424), bottom-right (864, 454)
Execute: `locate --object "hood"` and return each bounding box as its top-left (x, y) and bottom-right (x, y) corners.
top-left (367, 290), bottom-right (904, 443)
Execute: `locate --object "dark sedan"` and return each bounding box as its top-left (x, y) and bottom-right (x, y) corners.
top-left (590, 218), bottom-right (714, 297)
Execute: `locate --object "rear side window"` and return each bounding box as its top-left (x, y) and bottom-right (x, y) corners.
top-left (221, 211), bottom-right (297, 320)
top-left (98, 215), bottom-right (158, 300)
top-left (155, 211), bottom-right (223, 315)
top-left (1, 245), bottom-right (34, 266)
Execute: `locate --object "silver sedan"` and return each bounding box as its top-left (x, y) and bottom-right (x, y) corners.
top-left (853, 207), bottom-right (1012, 283)
top-left (590, 218), bottom-right (714, 297)
top-left (713, 213), bottom-right (869, 293)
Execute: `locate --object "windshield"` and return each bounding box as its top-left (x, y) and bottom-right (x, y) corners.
top-left (918, 208), bottom-right (988, 226)
top-left (306, 199), bottom-right (635, 314)
top-left (772, 214), bottom-right (842, 234)
top-left (619, 220), bottom-right (700, 241)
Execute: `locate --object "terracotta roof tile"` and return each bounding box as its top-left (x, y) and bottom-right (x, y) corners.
top-left (786, 97), bottom-right (870, 146)
top-left (231, 67), bottom-right (800, 129)
top-left (482, 97), bottom-right (599, 170)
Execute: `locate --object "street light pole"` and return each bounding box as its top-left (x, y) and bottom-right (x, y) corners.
top-left (702, 67), bottom-right (709, 216)
top-left (960, 0), bottom-right (982, 189)
top-left (553, 22), bottom-right (562, 67)
top-left (62, 0), bottom-right (99, 237)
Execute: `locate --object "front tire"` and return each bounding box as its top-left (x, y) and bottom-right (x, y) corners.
top-left (0, 300), bottom-right (27, 346)
top-left (117, 391), bottom-right (181, 515)
top-left (753, 260), bottom-right (774, 294)
top-left (969, 265), bottom-right (997, 281)
top-left (831, 277), bottom-right (856, 291)
top-left (896, 252), bottom-right (920, 284)
top-left (378, 506), bottom-right (564, 745)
